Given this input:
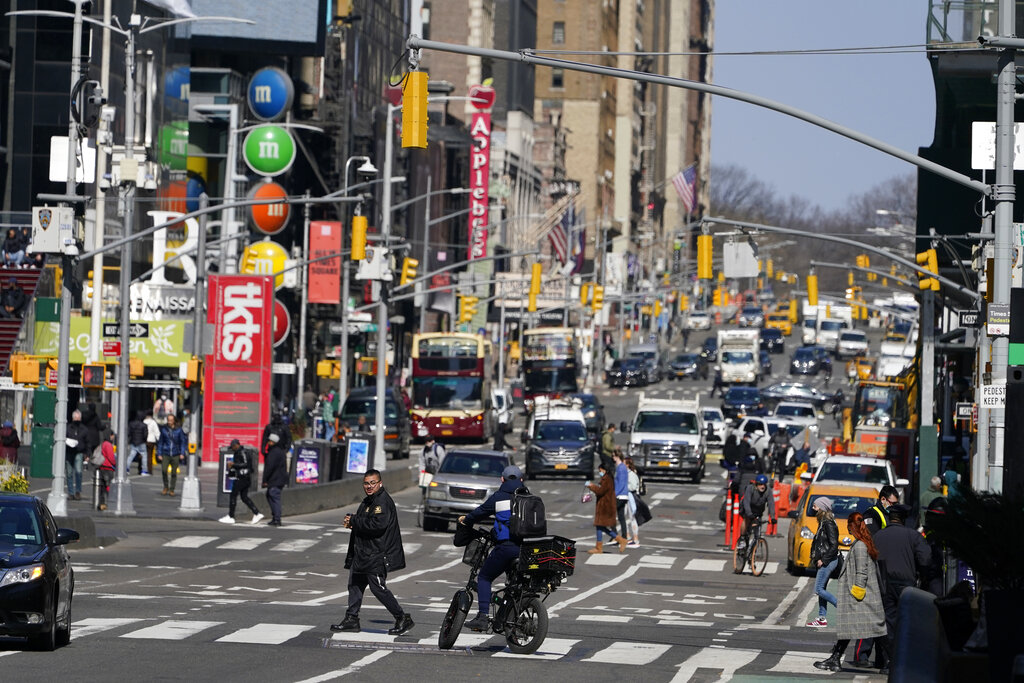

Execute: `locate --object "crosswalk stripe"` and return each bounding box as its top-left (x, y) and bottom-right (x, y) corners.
top-left (270, 539), bottom-right (318, 552)
top-left (582, 641), bottom-right (671, 664)
top-left (163, 536), bottom-right (218, 548)
top-left (416, 633), bottom-right (493, 647)
top-left (683, 558), bottom-right (726, 572)
top-left (217, 537), bottom-right (270, 551)
top-left (638, 555), bottom-right (676, 569)
top-left (330, 631), bottom-right (401, 644)
top-left (767, 650), bottom-right (833, 675)
top-left (761, 562), bottom-right (780, 575)
top-left (404, 543), bottom-right (421, 555)
top-left (585, 553), bottom-right (627, 566)
top-left (493, 637), bottom-right (578, 660)
top-left (72, 618), bottom-right (146, 639)
top-left (576, 615), bottom-right (631, 623)
top-left (121, 620), bottom-right (223, 640)
top-left (215, 623), bottom-right (316, 644)
top-left (651, 492), bottom-right (679, 500)
top-left (687, 493), bottom-right (717, 503)
top-left (671, 646), bottom-right (760, 682)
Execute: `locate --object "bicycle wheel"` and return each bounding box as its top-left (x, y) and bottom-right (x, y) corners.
top-left (438, 590), bottom-right (470, 650)
top-left (750, 537), bottom-right (769, 576)
top-left (732, 543), bottom-right (746, 574)
top-left (504, 597), bottom-right (548, 655)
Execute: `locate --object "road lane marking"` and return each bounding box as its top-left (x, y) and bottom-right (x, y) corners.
top-left (217, 623), bottom-right (315, 644)
top-left (682, 558), bottom-right (726, 572)
top-left (585, 553), bottom-right (627, 566)
top-left (687, 493), bottom-right (717, 503)
top-left (670, 646), bottom-right (760, 682)
top-left (582, 641), bottom-right (670, 664)
top-left (767, 650), bottom-right (834, 674)
top-left (276, 558), bottom-right (464, 606)
top-left (121, 619), bottom-right (223, 640)
top-left (547, 564), bottom-right (641, 618)
top-left (576, 615), bottom-right (631, 623)
top-left (163, 536), bottom-right (218, 548)
top-left (270, 539), bottom-right (318, 552)
top-left (493, 637), bottom-right (578, 660)
top-left (72, 617), bottom-right (147, 639)
top-left (292, 651), bottom-right (390, 682)
top-left (652, 492), bottom-right (679, 500)
top-left (763, 575), bottom-right (809, 625)
top-left (638, 555), bottom-right (676, 568)
top-left (218, 537), bottom-right (269, 551)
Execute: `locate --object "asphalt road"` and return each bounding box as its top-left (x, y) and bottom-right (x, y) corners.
top-left (1, 325), bottom-right (891, 682)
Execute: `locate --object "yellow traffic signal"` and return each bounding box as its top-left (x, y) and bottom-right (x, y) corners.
top-left (580, 283), bottom-right (592, 306)
top-left (757, 277), bottom-right (763, 289)
top-left (82, 364), bottom-right (106, 388)
top-left (316, 359), bottom-right (340, 379)
top-left (766, 259), bottom-right (774, 278)
top-left (848, 270), bottom-right (854, 286)
top-left (129, 358), bottom-right (144, 378)
top-left (591, 285), bottom-right (604, 312)
top-left (399, 257), bottom-right (419, 286)
top-left (712, 287), bottom-right (722, 307)
top-left (916, 249), bottom-right (939, 291)
top-left (185, 357), bottom-right (202, 383)
top-left (351, 216), bottom-right (367, 261)
top-left (654, 300), bottom-right (663, 317)
top-left (11, 356), bottom-right (38, 384)
top-left (679, 294), bottom-right (689, 312)
top-left (807, 274), bottom-right (818, 306)
top-left (401, 71), bottom-right (429, 148)
top-left (528, 262), bottom-right (542, 312)
top-left (697, 235), bottom-right (713, 279)
top-left (459, 295), bottom-right (479, 323)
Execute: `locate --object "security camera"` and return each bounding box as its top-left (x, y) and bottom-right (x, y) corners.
top-left (88, 86), bottom-right (107, 106)
top-left (63, 243), bottom-right (80, 257)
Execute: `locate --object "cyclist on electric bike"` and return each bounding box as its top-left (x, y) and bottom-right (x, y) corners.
top-left (458, 465), bottom-right (530, 632)
top-left (767, 427), bottom-right (792, 482)
top-left (738, 474), bottom-right (776, 548)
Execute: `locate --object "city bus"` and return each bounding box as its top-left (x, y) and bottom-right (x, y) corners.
top-left (520, 326), bottom-right (580, 411)
top-left (410, 332), bottom-right (494, 442)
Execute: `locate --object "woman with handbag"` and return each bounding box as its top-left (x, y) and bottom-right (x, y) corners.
top-left (585, 462), bottom-right (627, 554)
top-left (806, 496), bottom-right (839, 628)
top-left (814, 512), bottom-right (890, 673)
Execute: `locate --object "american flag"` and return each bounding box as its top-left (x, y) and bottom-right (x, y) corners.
top-left (549, 203), bottom-right (572, 264)
top-left (671, 164), bottom-right (698, 214)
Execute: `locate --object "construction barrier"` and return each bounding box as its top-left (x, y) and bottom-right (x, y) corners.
top-left (766, 483), bottom-right (781, 536)
top-left (723, 491), bottom-right (733, 546)
top-left (776, 482), bottom-right (792, 518)
top-left (730, 494), bottom-right (742, 549)
top-left (715, 310), bottom-right (722, 324)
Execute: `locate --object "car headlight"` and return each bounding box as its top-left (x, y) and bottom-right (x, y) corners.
top-left (584, 410), bottom-right (596, 418)
top-left (0, 563), bottom-right (45, 587)
top-left (628, 443), bottom-right (639, 456)
top-left (747, 372), bottom-right (755, 380)
top-left (799, 526), bottom-right (814, 540)
top-left (426, 485), bottom-right (448, 501)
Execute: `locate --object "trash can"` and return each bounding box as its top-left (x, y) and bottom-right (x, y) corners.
top-left (290, 439), bottom-right (329, 486)
top-left (29, 427), bottom-right (54, 479)
top-left (327, 441), bottom-right (347, 481)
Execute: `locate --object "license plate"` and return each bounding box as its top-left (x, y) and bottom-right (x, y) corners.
top-left (554, 464), bottom-right (568, 470)
top-left (441, 430), bottom-right (453, 436)
top-left (441, 417), bottom-right (454, 425)
top-left (658, 461), bottom-right (671, 467)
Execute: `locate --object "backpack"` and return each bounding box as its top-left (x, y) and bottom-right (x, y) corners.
top-left (156, 400), bottom-right (169, 420)
top-left (508, 487), bottom-right (547, 540)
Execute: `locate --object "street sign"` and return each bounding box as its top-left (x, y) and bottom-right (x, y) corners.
top-left (988, 303), bottom-right (1010, 336)
top-left (102, 341), bottom-right (121, 356)
top-left (955, 402), bottom-right (974, 420)
top-left (102, 323), bottom-right (149, 338)
top-left (957, 310), bottom-right (981, 328)
top-left (981, 382), bottom-right (1006, 408)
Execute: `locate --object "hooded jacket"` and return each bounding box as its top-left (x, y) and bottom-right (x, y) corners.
top-left (344, 486), bottom-right (406, 574)
top-left (465, 478), bottom-right (525, 543)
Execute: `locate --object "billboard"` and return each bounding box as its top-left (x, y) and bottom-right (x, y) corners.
top-left (202, 275), bottom-right (274, 461)
top-left (180, 0), bottom-right (328, 56)
top-left (308, 221), bottom-right (342, 304)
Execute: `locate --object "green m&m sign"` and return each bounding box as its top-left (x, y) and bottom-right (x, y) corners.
top-left (242, 125), bottom-right (296, 177)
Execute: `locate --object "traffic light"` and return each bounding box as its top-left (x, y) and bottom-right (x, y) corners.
top-left (459, 295), bottom-right (479, 323)
top-left (10, 356), bottom-right (38, 384)
top-left (82, 364), bottom-right (106, 388)
top-left (399, 257), bottom-right (419, 286)
top-left (916, 248), bottom-right (939, 291)
top-left (528, 262), bottom-right (542, 312)
top-left (679, 294), bottom-right (689, 312)
top-left (757, 277), bottom-right (763, 289)
top-left (316, 359), bottom-right (340, 379)
top-left (129, 358), bottom-right (144, 378)
top-left (654, 300), bottom-right (663, 317)
top-left (580, 282), bottom-right (592, 307)
top-left (591, 285), bottom-right (604, 312)
top-left (848, 270), bottom-right (855, 286)
top-left (712, 287), bottom-right (722, 307)
top-left (855, 254), bottom-right (869, 269)
top-left (185, 357), bottom-right (201, 383)
top-left (807, 274), bottom-right (818, 306)
top-left (697, 235), bottom-right (713, 279)
top-left (766, 259), bottom-right (774, 278)
top-left (401, 70), bottom-right (429, 148)
top-left (351, 216), bottom-right (367, 261)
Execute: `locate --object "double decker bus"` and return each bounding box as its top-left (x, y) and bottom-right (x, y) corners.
top-left (410, 332), bottom-right (494, 442)
top-left (521, 326), bottom-right (580, 411)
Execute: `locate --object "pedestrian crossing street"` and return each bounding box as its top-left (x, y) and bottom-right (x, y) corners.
top-left (52, 617), bottom-right (835, 676)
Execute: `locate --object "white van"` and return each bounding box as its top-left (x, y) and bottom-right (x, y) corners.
top-left (816, 318), bottom-right (850, 352)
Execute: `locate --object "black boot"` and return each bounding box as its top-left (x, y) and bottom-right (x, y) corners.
top-left (813, 640), bottom-right (846, 672)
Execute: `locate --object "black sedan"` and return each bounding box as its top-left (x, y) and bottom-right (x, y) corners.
top-left (605, 358), bottom-right (649, 387)
top-left (700, 336), bottom-right (718, 363)
top-left (759, 328), bottom-right (785, 354)
top-left (667, 353), bottom-right (708, 380)
top-left (569, 393), bottom-right (606, 434)
top-left (759, 350), bottom-right (773, 377)
top-left (0, 494), bottom-right (78, 650)
top-left (789, 346), bottom-right (822, 375)
top-left (761, 381), bottom-right (830, 408)
top-left (721, 386), bottom-right (767, 420)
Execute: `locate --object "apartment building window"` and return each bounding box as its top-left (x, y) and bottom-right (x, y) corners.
top-left (551, 68), bottom-right (564, 89)
top-left (552, 22), bottom-right (565, 45)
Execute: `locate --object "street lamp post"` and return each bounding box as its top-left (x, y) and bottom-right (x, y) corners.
top-left (374, 104), bottom-right (399, 471)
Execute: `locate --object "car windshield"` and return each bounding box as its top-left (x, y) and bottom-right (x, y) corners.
top-left (628, 350), bottom-right (657, 360)
top-left (768, 423), bottom-right (806, 438)
top-left (794, 348), bottom-right (815, 360)
top-left (768, 314), bottom-right (787, 321)
top-left (761, 330), bottom-right (781, 339)
top-left (0, 504), bottom-right (43, 546)
top-left (634, 411), bottom-right (699, 434)
top-left (775, 404), bottom-right (815, 418)
top-left (742, 308), bottom-right (761, 316)
top-left (726, 388), bottom-right (760, 401)
top-left (702, 409), bottom-right (723, 422)
top-left (841, 332), bottom-right (866, 342)
top-left (806, 494), bottom-right (875, 517)
top-left (674, 354), bottom-right (699, 364)
top-left (524, 366), bottom-right (578, 393)
top-left (821, 321), bottom-right (845, 331)
top-left (412, 377), bottom-right (483, 409)
top-left (612, 359), bottom-right (643, 370)
top-left (570, 394), bottom-right (596, 409)
top-left (722, 351), bottom-right (753, 363)
top-left (816, 461), bottom-right (889, 485)
top-left (535, 420), bottom-right (588, 442)
top-left (341, 398), bottom-right (400, 421)
top-left (438, 453), bottom-right (508, 477)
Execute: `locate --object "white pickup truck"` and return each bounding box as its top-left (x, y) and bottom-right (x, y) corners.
top-left (717, 329), bottom-right (761, 385)
top-left (625, 395), bottom-right (707, 482)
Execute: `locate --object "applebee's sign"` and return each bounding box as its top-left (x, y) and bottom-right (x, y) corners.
top-left (209, 275), bottom-right (273, 366)
top-left (468, 84), bottom-right (495, 260)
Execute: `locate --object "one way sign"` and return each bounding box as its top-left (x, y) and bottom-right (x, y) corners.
top-left (103, 323), bottom-right (149, 338)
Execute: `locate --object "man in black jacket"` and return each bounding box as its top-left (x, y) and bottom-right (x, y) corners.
top-left (0, 278), bottom-right (27, 319)
top-left (874, 504), bottom-right (930, 639)
top-left (65, 410), bottom-right (89, 500)
top-left (261, 412), bottom-right (291, 455)
top-left (220, 440), bottom-right (263, 525)
top-left (261, 433), bottom-right (288, 526)
top-left (126, 411), bottom-right (150, 476)
top-left (331, 469), bottom-right (413, 636)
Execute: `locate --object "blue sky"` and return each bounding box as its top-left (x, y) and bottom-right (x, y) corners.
top-left (711, 1), bottom-right (936, 210)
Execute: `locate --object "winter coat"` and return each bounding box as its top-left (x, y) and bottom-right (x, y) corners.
top-left (587, 473), bottom-right (617, 528)
top-left (874, 521), bottom-right (930, 585)
top-left (261, 420), bottom-right (291, 455)
top-left (157, 425), bottom-right (188, 456)
top-left (465, 478), bottom-right (524, 543)
top-left (143, 417), bottom-right (160, 444)
top-left (810, 515), bottom-right (839, 566)
top-left (99, 441), bottom-right (116, 471)
top-left (127, 418), bottom-right (148, 446)
top-left (834, 540), bottom-right (887, 640)
top-left (65, 422), bottom-right (88, 459)
top-left (262, 444), bottom-right (288, 488)
top-left (344, 487), bottom-right (406, 574)
top-left (228, 447), bottom-right (255, 484)
top-left (0, 426), bottom-right (20, 463)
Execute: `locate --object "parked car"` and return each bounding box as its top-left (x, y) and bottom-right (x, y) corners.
top-left (687, 311), bottom-right (712, 330)
top-left (0, 494), bottom-right (79, 650)
top-left (761, 381), bottom-right (831, 409)
top-left (340, 387), bottom-right (412, 458)
top-left (764, 312), bottom-right (792, 336)
top-left (421, 449), bottom-right (514, 532)
top-left (759, 350), bottom-right (773, 377)
top-left (789, 346), bottom-right (822, 376)
top-left (667, 353), bottom-right (709, 380)
top-left (627, 344), bottom-right (663, 383)
top-left (606, 357), bottom-right (649, 387)
top-left (786, 483), bottom-right (879, 573)
top-left (569, 392), bottom-right (606, 435)
top-left (721, 386), bottom-right (766, 420)
top-left (837, 330), bottom-right (869, 359)
top-left (737, 306), bottom-right (765, 328)
top-left (760, 328), bottom-right (785, 354)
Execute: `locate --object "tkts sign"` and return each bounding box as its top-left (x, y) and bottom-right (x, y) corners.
top-left (202, 275), bottom-right (274, 461)
top-left (468, 85), bottom-right (495, 260)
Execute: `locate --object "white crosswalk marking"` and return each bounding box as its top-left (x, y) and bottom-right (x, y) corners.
top-left (270, 539), bottom-right (318, 552)
top-left (638, 555), bottom-right (676, 569)
top-left (330, 631), bottom-right (401, 644)
top-left (216, 623), bottom-right (315, 644)
top-left (493, 637), bottom-right (578, 660)
top-left (585, 553), bottom-right (627, 566)
top-left (652, 492), bottom-right (679, 501)
top-left (121, 620), bottom-right (223, 640)
top-left (417, 633), bottom-right (493, 647)
top-left (217, 537), bottom-right (270, 551)
top-left (688, 493), bottom-right (717, 503)
top-left (767, 650), bottom-right (834, 674)
top-left (404, 543), bottom-right (421, 555)
top-left (683, 558), bottom-right (727, 572)
top-left (327, 544), bottom-right (349, 553)
top-left (72, 618), bottom-right (146, 639)
top-left (275, 524), bottom-right (323, 531)
top-left (761, 562), bottom-right (780, 575)
top-left (163, 536), bottom-right (218, 549)
top-left (671, 646), bottom-right (760, 681)
top-left (577, 615), bottom-right (631, 623)
top-left (583, 641), bottom-right (671, 664)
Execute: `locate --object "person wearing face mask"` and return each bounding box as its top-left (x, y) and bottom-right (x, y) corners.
top-left (863, 485), bottom-right (899, 537)
top-left (584, 462), bottom-right (625, 555)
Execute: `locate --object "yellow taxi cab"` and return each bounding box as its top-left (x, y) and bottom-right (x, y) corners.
top-left (846, 356), bottom-right (876, 381)
top-left (764, 312), bottom-right (792, 336)
top-left (882, 333), bottom-right (907, 344)
top-left (786, 483), bottom-right (879, 574)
